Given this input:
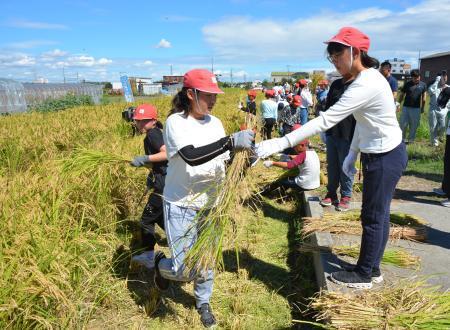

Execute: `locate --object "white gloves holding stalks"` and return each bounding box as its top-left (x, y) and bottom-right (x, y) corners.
top-left (342, 150), bottom-right (358, 178)
top-left (263, 160), bottom-right (273, 168)
top-left (254, 137), bottom-right (290, 159)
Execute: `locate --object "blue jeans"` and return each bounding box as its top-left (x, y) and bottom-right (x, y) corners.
top-left (325, 135), bottom-right (354, 198)
top-left (158, 201), bottom-right (214, 308)
top-left (355, 143), bottom-right (407, 277)
top-left (400, 106), bottom-right (421, 141)
top-left (299, 107), bottom-right (308, 125)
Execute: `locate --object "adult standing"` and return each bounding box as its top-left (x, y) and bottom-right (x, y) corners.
top-left (260, 89), bottom-right (278, 139)
top-left (297, 79), bottom-right (313, 124)
top-left (255, 27), bottom-right (407, 289)
top-left (379, 61), bottom-right (398, 99)
top-left (154, 69), bottom-right (254, 327)
top-left (320, 74), bottom-right (357, 212)
top-left (428, 71), bottom-right (448, 146)
top-left (398, 69), bottom-right (427, 143)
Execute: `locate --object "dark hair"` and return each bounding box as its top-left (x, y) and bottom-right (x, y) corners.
top-left (380, 61), bottom-right (391, 69)
top-left (411, 69), bottom-right (420, 77)
top-left (168, 87), bottom-right (191, 117)
top-left (155, 121), bottom-right (163, 129)
top-left (326, 42), bottom-right (379, 69)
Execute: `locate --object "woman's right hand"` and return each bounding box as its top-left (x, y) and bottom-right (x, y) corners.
top-left (231, 129), bottom-right (255, 150)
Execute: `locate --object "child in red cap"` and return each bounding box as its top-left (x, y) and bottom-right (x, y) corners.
top-left (153, 69), bottom-right (255, 328)
top-left (129, 104), bottom-right (168, 270)
top-left (256, 26), bottom-right (407, 290)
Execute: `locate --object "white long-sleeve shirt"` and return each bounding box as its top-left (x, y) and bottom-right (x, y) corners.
top-left (300, 88), bottom-right (313, 108)
top-left (284, 68), bottom-right (402, 154)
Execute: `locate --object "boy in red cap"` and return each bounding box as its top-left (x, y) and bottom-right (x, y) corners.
top-left (256, 26), bottom-right (407, 289)
top-left (279, 95), bottom-right (302, 136)
top-left (262, 135), bottom-right (320, 194)
top-left (154, 69), bottom-right (255, 328)
top-left (296, 79), bottom-right (313, 124)
top-left (239, 89), bottom-right (257, 116)
top-left (129, 104), bottom-right (168, 269)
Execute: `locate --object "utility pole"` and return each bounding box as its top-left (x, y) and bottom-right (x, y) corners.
top-left (230, 68), bottom-right (233, 85)
top-left (211, 57), bottom-right (214, 73)
top-left (170, 64), bottom-right (173, 75)
top-left (63, 66), bottom-right (66, 84)
top-left (244, 73), bottom-right (247, 84)
top-left (76, 72), bottom-right (79, 83)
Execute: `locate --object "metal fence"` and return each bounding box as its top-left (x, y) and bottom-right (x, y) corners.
top-left (0, 79), bottom-right (103, 114)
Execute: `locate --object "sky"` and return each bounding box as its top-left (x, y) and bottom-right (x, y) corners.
top-left (1, 0), bottom-right (450, 83)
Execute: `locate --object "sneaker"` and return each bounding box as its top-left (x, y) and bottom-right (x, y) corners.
top-left (336, 196), bottom-right (351, 212)
top-left (153, 251), bottom-right (170, 291)
top-left (330, 270), bottom-right (372, 289)
top-left (433, 188), bottom-right (446, 196)
top-left (441, 199), bottom-right (450, 208)
top-left (320, 192), bottom-right (338, 207)
top-left (198, 303), bottom-right (217, 328)
top-left (344, 265), bottom-right (383, 284)
top-left (131, 250), bottom-right (155, 269)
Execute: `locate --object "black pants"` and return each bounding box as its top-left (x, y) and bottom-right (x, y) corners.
top-left (442, 134), bottom-right (450, 198)
top-left (355, 143), bottom-right (408, 277)
top-left (262, 118), bottom-right (276, 140)
top-left (141, 173), bottom-right (165, 251)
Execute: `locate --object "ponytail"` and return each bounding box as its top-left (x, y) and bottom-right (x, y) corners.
top-left (360, 51), bottom-right (379, 69)
top-left (168, 87), bottom-right (191, 118)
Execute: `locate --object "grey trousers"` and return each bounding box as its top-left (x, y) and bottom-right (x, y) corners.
top-left (400, 106), bottom-right (421, 142)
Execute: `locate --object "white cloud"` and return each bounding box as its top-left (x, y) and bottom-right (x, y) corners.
top-left (155, 39), bottom-right (172, 48)
top-left (6, 19), bottom-right (68, 30)
top-left (202, 0), bottom-right (450, 64)
top-left (144, 60), bottom-right (153, 65)
top-left (42, 49), bottom-right (68, 57)
top-left (0, 53), bottom-right (35, 67)
top-left (97, 57), bottom-right (112, 65)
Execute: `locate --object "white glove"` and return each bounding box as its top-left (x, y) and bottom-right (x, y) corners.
top-left (254, 137), bottom-right (290, 159)
top-left (263, 160), bottom-right (273, 168)
top-left (342, 150), bottom-right (358, 178)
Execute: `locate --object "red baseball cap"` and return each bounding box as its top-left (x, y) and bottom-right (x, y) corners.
top-left (292, 123), bottom-right (302, 130)
top-left (247, 89), bottom-right (257, 97)
top-left (325, 27), bottom-right (370, 52)
top-left (134, 104), bottom-right (158, 120)
top-left (265, 89), bottom-right (275, 97)
top-left (183, 69), bottom-right (224, 94)
top-left (299, 79), bottom-right (308, 87)
top-left (292, 95), bottom-right (302, 107)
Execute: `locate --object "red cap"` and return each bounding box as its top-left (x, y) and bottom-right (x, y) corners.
top-left (134, 104), bottom-right (158, 120)
top-left (265, 89), bottom-right (275, 97)
top-left (299, 79), bottom-right (308, 87)
top-left (325, 27), bottom-right (370, 52)
top-left (295, 82), bottom-right (299, 88)
top-left (292, 95), bottom-right (302, 107)
top-left (292, 123), bottom-right (302, 131)
top-left (183, 69), bottom-right (224, 94)
top-left (247, 89), bottom-right (257, 97)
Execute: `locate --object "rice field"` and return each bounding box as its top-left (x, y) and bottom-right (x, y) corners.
top-left (0, 89), bottom-right (305, 328)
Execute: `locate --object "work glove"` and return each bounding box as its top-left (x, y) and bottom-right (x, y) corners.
top-left (231, 129), bottom-right (255, 150)
top-left (342, 150), bottom-right (358, 178)
top-left (254, 137), bottom-right (290, 159)
top-left (130, 155), bottom-right (150, 167)
top-left (263, 160), bottom-right (273, 168)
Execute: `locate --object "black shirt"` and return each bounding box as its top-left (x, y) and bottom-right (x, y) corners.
top-left (144, 128), bottom-right (168, 175)
top-left (401, 80), bottom-right (427, 108)
top-left (324, 78), bottom-right (356, 141)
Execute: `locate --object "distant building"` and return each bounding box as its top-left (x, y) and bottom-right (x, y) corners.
top-left (384, 58), bottom-right (411, 80)
top-left (163, 75), bottom-right (184, 84)
top-left (419, 51), bottom-right (450, 84)
top-left (271, 71), bottom-right (309, 83)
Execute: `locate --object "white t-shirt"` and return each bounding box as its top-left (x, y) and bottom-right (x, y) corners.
top-left (285, 68), bottom-right (402, 154)
top-left (294, 150), bottom-right (320, 189)
top-left (163, 112), bottom-right (230, 210)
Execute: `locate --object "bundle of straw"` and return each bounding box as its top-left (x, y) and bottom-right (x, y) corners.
top-left (320, 210), bottom-right (428, 226)
top-left (296, 278), bottom-right (450, 329)
top-left (184, 112), bottom-right (259, 271)
top-left (60, 147), bottom-right (131, 177)
top-left (299, 244), bottom-right (420, 268)
top-left (301, 217), bottom-right (427, 242)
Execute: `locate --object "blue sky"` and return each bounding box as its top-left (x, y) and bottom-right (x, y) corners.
top-left (1, 0), bottom-right (449, 83)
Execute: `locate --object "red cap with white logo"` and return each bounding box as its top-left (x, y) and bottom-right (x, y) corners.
top-left (134, 104), bottom-right (158, 120)
top-left (183, 69), bottom-right (224, 94)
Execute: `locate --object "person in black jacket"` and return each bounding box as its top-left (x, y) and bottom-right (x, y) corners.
top-left (129, 104), bottom-right (168, 269)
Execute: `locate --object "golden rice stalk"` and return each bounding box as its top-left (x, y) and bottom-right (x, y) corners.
top-left (319, 210), bottom-right (428, 226)
top-left (296, 278), bottom-right (450, 329)
top-left (301, 217), bottom-right (427, 242)
top-left (300, 244), bottom-right (420, 268)
top-left (59, 147), bottom-right (131, 177)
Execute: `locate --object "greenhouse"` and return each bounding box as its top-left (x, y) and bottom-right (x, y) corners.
top-left (0, 79), bottom-right (103, 114)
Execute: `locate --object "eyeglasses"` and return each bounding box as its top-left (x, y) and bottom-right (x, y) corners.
top-left (326, 51), bottom-right (345, 63)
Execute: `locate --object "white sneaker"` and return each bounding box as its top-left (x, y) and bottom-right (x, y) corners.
top-left (433, 188), bottom-right (446, 196)
top-left (441, 199), bottom-right (450, 208)
top-left (131, 250), bottom-right (155, 269)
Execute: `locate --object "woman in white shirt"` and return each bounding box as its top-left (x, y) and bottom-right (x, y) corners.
top-left (153, 69), bottom-right (254, 328)
top-left (256, 27), bottom-right (407, 289)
